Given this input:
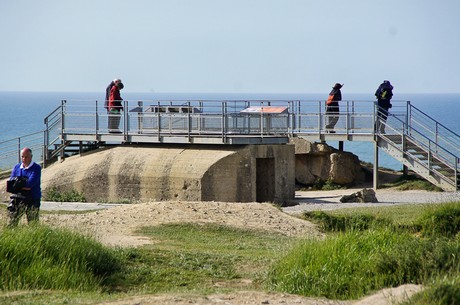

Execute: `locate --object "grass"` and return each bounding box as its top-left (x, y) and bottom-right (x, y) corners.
top-left (0, 222), bottom-right (293, 304)
top-left (121, 223), bottom-right (293, 293)
top-left (381, 173), bottom-right (443, 191)
top-left (0, 225), bottom-right (122, 292)
top-left (2, 202), bottom-right (460, 304)
top-left (268, 201), bottom-right (460, 302)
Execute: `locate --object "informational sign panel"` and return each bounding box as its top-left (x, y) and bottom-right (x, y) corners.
top-left (240, 106), bottom-right (288, 114)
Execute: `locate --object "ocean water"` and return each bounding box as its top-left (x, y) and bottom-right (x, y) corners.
top-left (1, 91), bottom-right (459, 170)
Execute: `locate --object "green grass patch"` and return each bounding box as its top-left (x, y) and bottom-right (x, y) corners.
top-left (403, 275), bottom-right (460, 305)
top-left (303, 210), bottom-right (393, 232)
top-left (0, 225), bottom-right (122, 291)
top-left (121, 223), bottom-right (294, 293)
top-left (381, 174), bottom-right (443, 191)
top-left (417, 202), bottom-right (460, 238)
top-left (268, 229), bottom-right (460, 300)
top-left (270, 202), bottom-right (460, 301)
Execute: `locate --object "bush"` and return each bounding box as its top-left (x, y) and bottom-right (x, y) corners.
top-left (45, 187), bottom-right (86, 202)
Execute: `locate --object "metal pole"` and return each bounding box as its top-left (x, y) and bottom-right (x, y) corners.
top-left (373, 140), bottom-right (379, 190)
top-left (95, 100), bottom-right (99, 137)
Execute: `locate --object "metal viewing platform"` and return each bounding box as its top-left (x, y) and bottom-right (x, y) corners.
top-left (1, 99), bottom-right (459, 191)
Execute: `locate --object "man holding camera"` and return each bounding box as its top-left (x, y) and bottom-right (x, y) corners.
top-left (7, 147), bottom-right (42, 227)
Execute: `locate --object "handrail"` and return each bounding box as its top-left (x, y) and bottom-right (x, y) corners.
top-left (1, 99), bottom-right (459, 191)
top-left (381, 108), bottom-right (459, 189)
top-left (0, 130), bottom-right (46, 177)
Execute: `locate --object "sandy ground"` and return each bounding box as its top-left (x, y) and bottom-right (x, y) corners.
top-left (3, 188), bottom-right (456, 304)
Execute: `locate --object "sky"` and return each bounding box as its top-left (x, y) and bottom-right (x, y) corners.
top-left (1, 0), bottom-right (460, 94)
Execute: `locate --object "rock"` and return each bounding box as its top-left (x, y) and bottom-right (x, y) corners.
top-left (340, 188), bottom-right (379, 203)
top-left (291, 137), bottom-right (365, 186)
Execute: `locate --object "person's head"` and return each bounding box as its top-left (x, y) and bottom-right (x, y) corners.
top-left (21, 147), bottom-right (33, 167)
top-left (116, 82), bottom-right (124, 90)
top-left (114, 78), bottom-right (122, 84)
top-left (333, 83), bottom-right (343, 89)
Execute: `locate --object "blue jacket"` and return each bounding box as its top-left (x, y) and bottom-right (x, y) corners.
top-left (10, 162), bottom-right (42, 200)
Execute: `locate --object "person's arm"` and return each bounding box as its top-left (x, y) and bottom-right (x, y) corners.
top-left (23, 164), bottom-right (41, 191)
top-left (9, 164), bottom-right (19, 179)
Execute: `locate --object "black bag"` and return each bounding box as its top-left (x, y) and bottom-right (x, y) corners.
top-left (6, 176), bottom-right (28, 194)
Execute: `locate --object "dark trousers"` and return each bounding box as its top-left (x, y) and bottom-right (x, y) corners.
top-left (326, 105), bottom-right (339, 129)
top-left (7, 197), bottom-right (40, 227)
top-left (376, 104), bottom-right (390, 133)
top-left (108, 110), bottom-right (121, 131)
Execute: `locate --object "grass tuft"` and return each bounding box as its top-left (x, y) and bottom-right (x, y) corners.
top-left (0, 225), bottom-right (121, 291)
top-left (417, 202), bottom-right (460, 238)
top-left (268, 229), bottom-right (460, 300)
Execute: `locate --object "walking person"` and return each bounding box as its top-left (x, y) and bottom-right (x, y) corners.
top-left (375, 80), bottom-right (394, 133)
top-left (325, 83), bottom-right (343, 133)
top-left (108, 80), bottom-right (124, 133)
top-left (6, 147), bottom-right (42, 227)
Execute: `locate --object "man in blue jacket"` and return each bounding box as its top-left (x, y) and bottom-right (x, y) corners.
top-left (7, 147), bottom-right (42, 227)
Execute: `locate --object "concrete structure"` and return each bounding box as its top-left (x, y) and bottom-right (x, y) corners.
top-left (36, 144), bottom-right (295, 205)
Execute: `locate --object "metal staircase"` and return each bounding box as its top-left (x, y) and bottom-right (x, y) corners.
top-left (377, 103), bottom-right (459, 191)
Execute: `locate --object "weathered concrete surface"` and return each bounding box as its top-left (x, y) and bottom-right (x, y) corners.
top-left (0, 144), bottom-right (295, 204)
top-left (290, 137), bottom-right (366, 186)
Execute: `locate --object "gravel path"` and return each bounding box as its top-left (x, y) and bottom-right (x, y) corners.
top-left (283, 188), bottom-right (460, 214)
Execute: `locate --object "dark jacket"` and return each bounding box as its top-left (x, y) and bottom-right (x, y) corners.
top-left (375, 81), bottom-right (394, 109)
top-left (327, 88), bottom-right (342, 107)
top-left (105, 81), bottom-right (115, 110)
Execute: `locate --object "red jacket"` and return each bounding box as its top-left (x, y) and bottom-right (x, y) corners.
top-left (109, 86), bottom-right (123, 111)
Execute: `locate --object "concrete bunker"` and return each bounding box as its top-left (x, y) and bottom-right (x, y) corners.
top-left (37, 144), bottom-right (295, 204)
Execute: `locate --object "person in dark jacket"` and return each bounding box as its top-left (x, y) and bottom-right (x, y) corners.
top-left (7, 147), bottom-right (42, 227)
top-left (375, 80), bottom-right (394, 133)
top-left (325, 83), bottom-right (343, 133)
top-left (108, 81), bottom-right (124, 132)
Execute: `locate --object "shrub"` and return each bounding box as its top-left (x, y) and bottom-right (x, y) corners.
top-left (45, 187), bottom-right (86, 202)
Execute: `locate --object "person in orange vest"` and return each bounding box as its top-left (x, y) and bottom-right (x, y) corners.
top-left (325, 83), bottom-right (343, 133)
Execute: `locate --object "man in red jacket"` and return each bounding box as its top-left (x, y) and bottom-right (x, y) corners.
top-left (108, 81), bottom-right (124, 133)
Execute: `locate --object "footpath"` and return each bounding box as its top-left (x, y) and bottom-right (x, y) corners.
top-left (30, 188), bottom-right (460, 213)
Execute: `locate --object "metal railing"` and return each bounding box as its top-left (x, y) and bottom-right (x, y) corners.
top-left (0, 131), bottom-right (45, 178)
top-left (379, 103), bottom-right (459, 190)
top-left (57, 99), bottom-right (411, 137)
top-left (1, 99), bottom-right (459, 190)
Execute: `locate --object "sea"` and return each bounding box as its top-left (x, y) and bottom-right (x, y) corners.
top-left (1, 91), bottom-right (459, 171)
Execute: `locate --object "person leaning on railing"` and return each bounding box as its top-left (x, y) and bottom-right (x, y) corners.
top-left (375, 80), bottom-right (394, 134)
top-left (108, 80), bottom-right (124, 133)
top-left (325, 83), bottom-right (343, 133)
top-left (105, 78), bottom-right (122, 113)
top-left (6, 147), bottom-right (42, 227)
